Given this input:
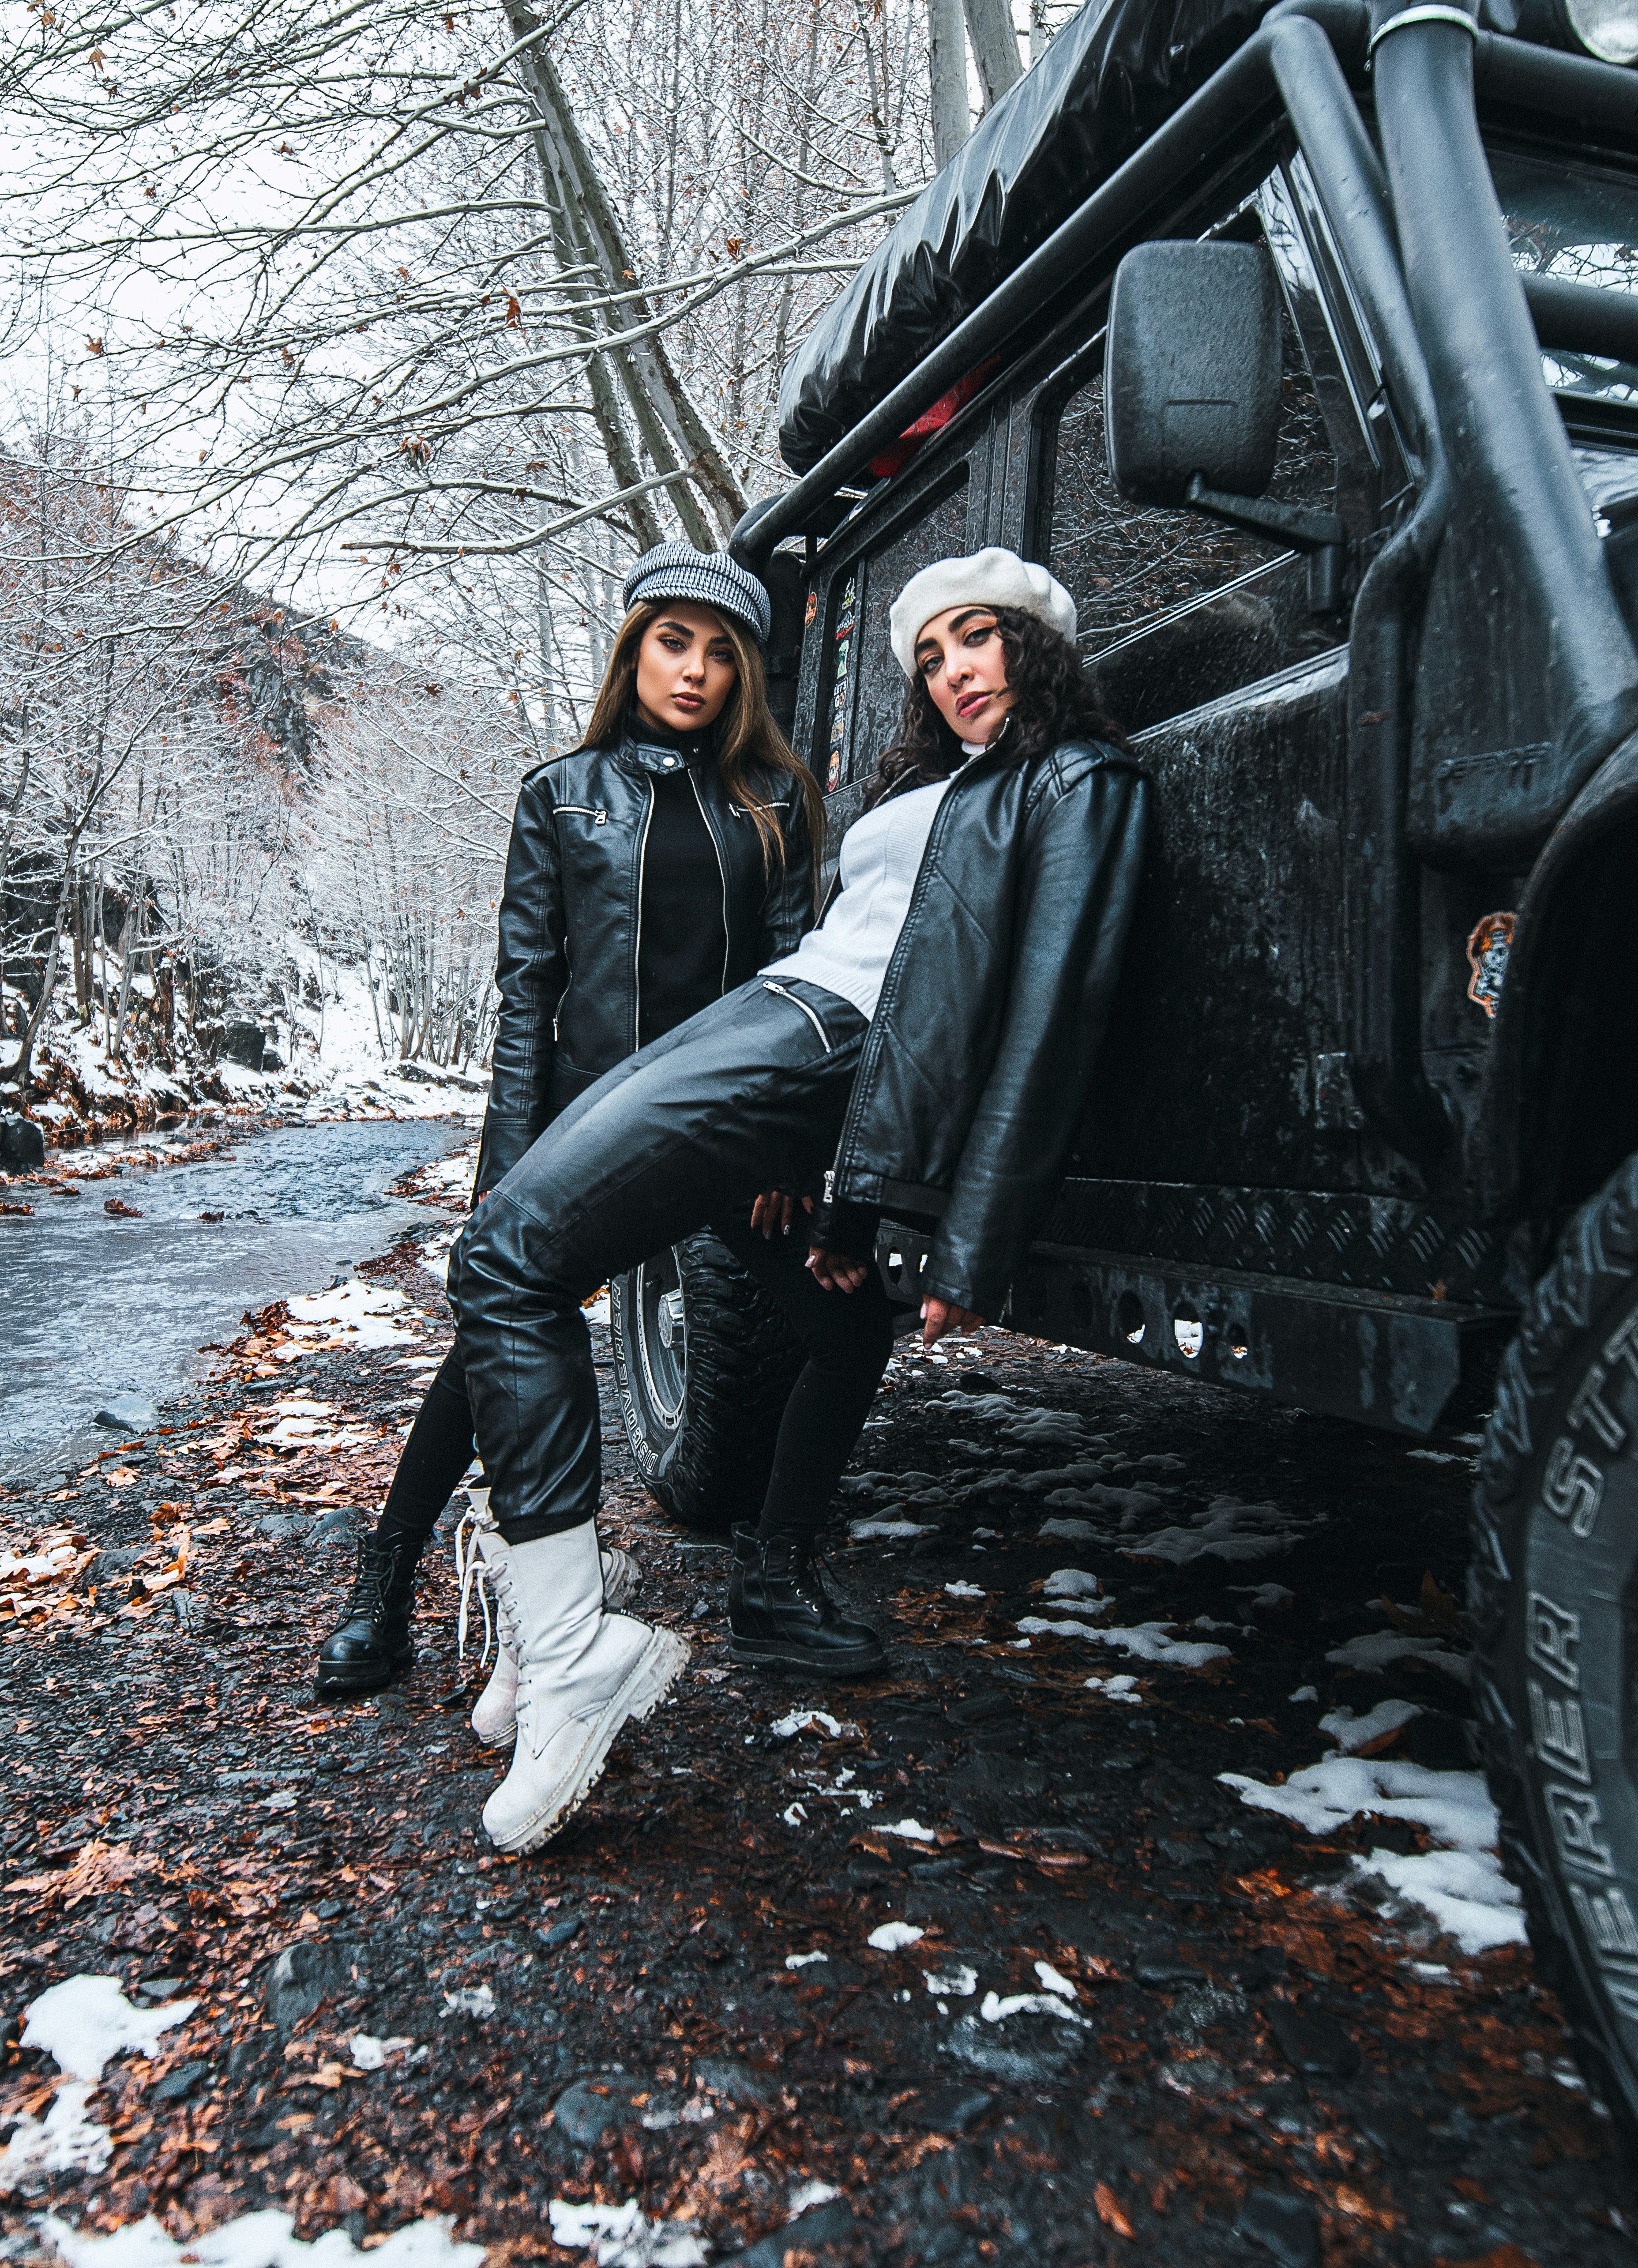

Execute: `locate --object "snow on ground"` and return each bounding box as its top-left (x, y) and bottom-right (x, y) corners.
top-left (1, 1978), bottom-right (197, 2193)
top-left (1325, 1625), bottom-right (1472, 1684)
top-left (284, 1281), bottom-right (419, 1349)
top-left (1218, 1756), bottom-right (1526, 1954)
top-left (19, 1975), bottom-right (198, 2080)
top-left (1120, 1495), bottom-right (1304, 1566)
top-left (44, 2213), bottom-right (486, 2268)
top-left (12, 943), bottom-right (488, 1137)
top-left (548, 2198), bottom-right (707, 2267)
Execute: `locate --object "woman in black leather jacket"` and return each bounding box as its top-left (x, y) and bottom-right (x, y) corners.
top-left (314, 543), bottom-right (823, 1699)
top-left (447, 545), bottom-right (1150, 1858)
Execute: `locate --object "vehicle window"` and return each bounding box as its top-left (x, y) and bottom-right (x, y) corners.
top-left (1042, 200), bottom-right (1344, 733)
top-left (815, 468), bottom-right (968, 802)
top-left (1491, 147), bottom-right (1638, 413)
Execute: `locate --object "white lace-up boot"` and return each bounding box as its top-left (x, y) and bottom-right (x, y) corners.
top-left (481, 1522), bottom-right (688, 1854)
top-left (457, 1489), bottom-right (640, 1749)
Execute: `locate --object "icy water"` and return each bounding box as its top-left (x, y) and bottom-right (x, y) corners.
top-left (0, 1119), bottom-right (469, 1478)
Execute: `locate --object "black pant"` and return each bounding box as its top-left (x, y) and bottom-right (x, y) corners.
top-left (447, 979), bottom-right (893, 1546)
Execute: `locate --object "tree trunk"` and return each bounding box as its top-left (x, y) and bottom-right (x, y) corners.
top-left (0, 745), bottom-right (30, 1022)
top-left (927, 0), bottom-right (970, 169)
top-left (501, 1), bottom-right (748, 538)
top-left (11, 869), bottom-right (73, 1098)
top-left (528, 143), bottom-right (667, 554)
top-left (963, 0), bottom-right (1023, 109)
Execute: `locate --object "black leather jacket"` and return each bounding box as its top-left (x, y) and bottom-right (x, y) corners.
top-left (816, 738), bottom-right (1147, 1319)
top-left (476, 726), bottom-right (813, 1195)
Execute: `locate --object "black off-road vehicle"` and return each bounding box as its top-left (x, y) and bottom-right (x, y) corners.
top-left (608, 0), bottom-right (1638, 2136)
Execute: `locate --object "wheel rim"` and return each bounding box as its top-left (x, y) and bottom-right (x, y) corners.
top-left (635, 1249), bottom-right (687, 1431)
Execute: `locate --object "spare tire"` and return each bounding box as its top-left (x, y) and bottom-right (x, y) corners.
top-left (609, 1231), bottom-right (805, 1533)
top-left (1472, 1150), bottom-right (1638, 2146)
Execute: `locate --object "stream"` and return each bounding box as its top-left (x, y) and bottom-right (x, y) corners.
top-left (0, 1118), bottom-right (471, 1481)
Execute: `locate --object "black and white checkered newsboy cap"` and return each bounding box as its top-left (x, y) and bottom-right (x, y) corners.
top-left (621, 542), bottom-right (771, 645)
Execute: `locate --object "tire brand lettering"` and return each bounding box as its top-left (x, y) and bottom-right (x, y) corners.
top-left (1566, 1359), bottom-right (1627, 1453)
top-left (1542, 1436), bottom-right (1604, 1539)
top-left (1545, 1784), bottom-right (1615, 1876)
top-left (1527, 1678), bottom-right (1591, 1784)
top-left (1525, 1591), bottom-right (1582, 1690)
top-left (1570, 1883), bottom-right (1638, 1967)
top-left (1604, 1306), bottom-right (1638, 1382)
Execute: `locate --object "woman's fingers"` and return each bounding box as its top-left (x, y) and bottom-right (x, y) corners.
top-left (751, 1191), bottom-right (796, 1237)
top-left (806, 1246), bottom-right (868, 1292)
top-left (920, 1296), bottom-right (986, 1348)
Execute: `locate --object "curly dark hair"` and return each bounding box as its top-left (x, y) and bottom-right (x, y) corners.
top-left (866, 604), bottom-right (1131, 806)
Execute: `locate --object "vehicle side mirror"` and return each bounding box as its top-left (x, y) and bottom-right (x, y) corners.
top-left (1105, 239), bottom-right (1344, 567)
top-left (1105, 240), bottom-right (1281, 506)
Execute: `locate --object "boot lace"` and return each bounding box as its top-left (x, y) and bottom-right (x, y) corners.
top-left (341, 1532), bottom-right (405, 1623)
top-left (790, 1543), bottom-right (836, 1620)
top-left (453, 1496), bottom-right (501, 1671)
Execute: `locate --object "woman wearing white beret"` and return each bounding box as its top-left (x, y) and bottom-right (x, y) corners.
top-left (447, 545), bottom-right (1149, 1855)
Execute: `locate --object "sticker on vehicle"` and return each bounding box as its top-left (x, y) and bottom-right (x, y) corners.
top-left (1466, 910), bottom-right (1515, 1019)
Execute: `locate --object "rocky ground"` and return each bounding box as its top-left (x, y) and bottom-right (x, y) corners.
top-left (0, 1152), bottom-right (1632, 2268)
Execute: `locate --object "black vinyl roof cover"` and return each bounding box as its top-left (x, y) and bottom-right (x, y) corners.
top-left (777, 0), bottom-right (1277, 476)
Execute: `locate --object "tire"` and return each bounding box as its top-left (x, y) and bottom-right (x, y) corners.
top-left (1471, 1150), bottom-right (1638, 2144)
top-left (609, 1230), bottom-right (806, 1534)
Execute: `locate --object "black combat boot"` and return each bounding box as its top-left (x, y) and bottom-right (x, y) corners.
top-left (314, 1526), bottom-right (422, 1696)
top-left (729, 1525), bottom-right (887, 1675)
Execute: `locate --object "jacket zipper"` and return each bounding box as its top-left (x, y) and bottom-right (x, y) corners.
top-left (762, 980), bottom-right (830, 1047)
top-left (690, 769), bottom-right (733, 993)
top-left (631, 779), bottom-right (655, 1052)
top-left (554, 805), bottom-right (605, 821)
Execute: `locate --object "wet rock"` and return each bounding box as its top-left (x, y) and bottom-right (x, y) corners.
top-left (1397, 1709), bottom-right (1476, 1770)
top-left (150, 2060), bottom-right (207, 2103)
top-left (1266, 2001), bottom-right (1361, 2080)
top-left (1237, 2188), bottom-right (1320, 2268)
top-left (1233, 1945), bottom-right (1288, 1993)
top-left (695, 2056), bottom-right (780, 2107)
top-left (722, 2198), bottom-right (853, 2265)
top-left (1167, 1981), bottom-right (1247, 2038)
top-left (944, 2013), bottom-right (1083, 2082)
top-left (906, 2085), bottom-right (994, 2133)
top-left (551, 2075), bottom-right (643, 2145)
top-left (259, 1514), bottom-right (306, 1541)
top-left (87, 1546), bottom-right (145, 1591)
top-left (94, 1393), bottom-right (156, 1433)
top-left (263, 1937), bottom-right (365, 2032)
top-left (948, 1755), bottom-right (1046, 1800)
top-left (0, 1114), bottom-right (45, 1171)
top-left (1135, 1955), bottom-right (1206, 1990)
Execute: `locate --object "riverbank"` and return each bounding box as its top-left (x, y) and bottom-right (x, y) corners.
top-left (0, 1200), bottom-right (1631, 2267)
top-left (0, 1122), bottom-right (476, 1486)
top-left (4, 957), bottom-right (487, 1148)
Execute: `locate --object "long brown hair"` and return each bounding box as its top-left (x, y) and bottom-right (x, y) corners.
top-left (867, 605), bottom-right (1131, 806)
top-left (583, 600), bottom-right (823, 882)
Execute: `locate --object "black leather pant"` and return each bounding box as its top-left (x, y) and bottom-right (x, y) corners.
top-left (447, 979), bottom-right (893, 1545)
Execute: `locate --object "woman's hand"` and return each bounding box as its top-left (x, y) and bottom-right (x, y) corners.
top-left (750, 1190), bottom-right (797, 1236)
top-left (921, 1295), bottom-right (985, 1349)
top-left (807, 1246), bottom-right (870, 1293)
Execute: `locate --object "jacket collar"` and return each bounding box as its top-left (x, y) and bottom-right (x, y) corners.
top-left (616, 705), bottom-right (720, 780)
top-left (879, 713), bottom-right (1012, 804)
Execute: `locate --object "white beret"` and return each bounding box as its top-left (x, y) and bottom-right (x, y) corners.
top-left (888, 547), bottom-right (1078, 677)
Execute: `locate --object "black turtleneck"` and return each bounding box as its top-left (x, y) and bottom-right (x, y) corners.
top-left (631, 713), bottom-right (729, 1048)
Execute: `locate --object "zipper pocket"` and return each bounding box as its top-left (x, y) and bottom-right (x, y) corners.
top-left (555, 805), bottom-right (606, 823)
top-left (763, 980), bottom-right (830, 1048)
